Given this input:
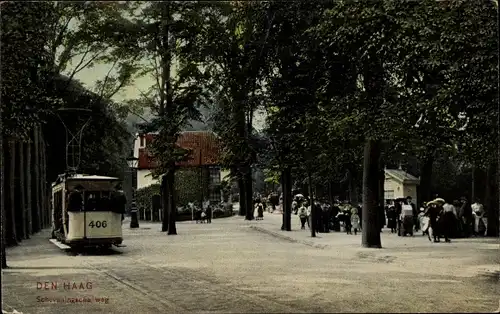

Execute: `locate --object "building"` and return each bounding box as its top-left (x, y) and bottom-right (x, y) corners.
top-left (133, 131), bottom-right (225, 203)
top-left (383, 168), bottom-right (420, 204)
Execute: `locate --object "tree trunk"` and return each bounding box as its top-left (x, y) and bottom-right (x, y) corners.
top-left (34, 125), bottom-right (42, 232)
top-left (1, 133), bottom-right (7, 269)
top-left (244, 167), bottom-right (253, 220)
top-left (486, 161), bottom-right (499, 237)
top-left (281, 170), bottom-right (286, 230)
top-left (328, 181), bottom-right (333, 204)
top-left (161, 175), bottom-right (169, 232)
top-left (379, 158), bottom-right (385, 206)
top-left (472, 166), bottom-right (486, 202)
top-left (18, 141), bottom-right (27, 240)
top-left (10, 141), bottom-right (19, 242)
top-left (166, 168), bottom-right (177, 235)
top-left (238, 176), bottom-right (246, 216)
top-left (41, 136), bottom-right (48, 228)
top-left (348, 167), bottom-right (359, 207)
top-left (6, 141), bottom-right (16, 245)
top-left (308, 172), bottom-right (315, 237)
top-left (26, 135), bottom-right (33, 237)
top-left (361, 139), bottom-right (382, 248)
top-left (282, 167), bottom-right (292, 231)
top-left (419, 155), bottom-right (434, 207)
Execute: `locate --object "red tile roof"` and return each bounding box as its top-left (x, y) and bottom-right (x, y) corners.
top-left (137, 131), bottom-right (221, 169)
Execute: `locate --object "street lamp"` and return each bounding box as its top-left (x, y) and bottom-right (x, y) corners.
top-left (126, 155), bottom-right (139, 228)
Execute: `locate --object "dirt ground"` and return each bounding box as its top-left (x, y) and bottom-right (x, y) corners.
top-left (2, 213), bottom-right (499, 313)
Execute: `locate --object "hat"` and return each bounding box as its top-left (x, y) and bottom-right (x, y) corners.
top-left (427, 198), bottom-right (445, 205)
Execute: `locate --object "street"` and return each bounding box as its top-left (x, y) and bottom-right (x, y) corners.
top-left (2, 214), bottom-right (499, 313)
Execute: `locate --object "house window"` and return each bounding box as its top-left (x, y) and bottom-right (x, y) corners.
top-left (140, 136), bottom-right (145, 148)
top-left (209, 167), bottom-right (220, 184)
top-left (208, 167), bottom-right (221, 203)
top-left (384, 190), bottom-right (394, 200)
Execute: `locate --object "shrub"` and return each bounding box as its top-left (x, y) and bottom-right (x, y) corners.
top-left (135, 184), bottom-right (160, 220)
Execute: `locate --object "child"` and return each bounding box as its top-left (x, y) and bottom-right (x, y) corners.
top-left (351, 210), bottom-right (360, 235)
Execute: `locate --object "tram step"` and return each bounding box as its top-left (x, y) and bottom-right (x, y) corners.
top-left (49, 239), bottom-right (71, 250)
top-left (114, 244), bottom-right (127, 248)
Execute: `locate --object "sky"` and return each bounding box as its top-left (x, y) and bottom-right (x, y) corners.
top-left (74, 63), bottom-right (266, 132)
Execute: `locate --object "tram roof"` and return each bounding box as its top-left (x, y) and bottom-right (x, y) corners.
top-left (68, 174), bottom-right (119, 180)
top-left (52, 174), bottom-right (119, 187)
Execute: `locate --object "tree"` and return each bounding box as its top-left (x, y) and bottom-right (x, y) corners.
top-left (48, 2), bottom-right (141, 100)
top-left (203, 2), bottom-right (276, 221)
top-left (1, 75), bottom-right (6, 269)
top-left (312, 1), bottom-right (411, 247)
top-left (1, 1), bottom-right (136, 254)
top-left (129, 2), bottom-right (209, 234)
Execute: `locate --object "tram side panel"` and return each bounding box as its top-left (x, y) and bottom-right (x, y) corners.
top-left (67, 211), bottom-right (123, 242)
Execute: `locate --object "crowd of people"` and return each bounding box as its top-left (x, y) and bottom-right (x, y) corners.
top-left (385, 196), bottom-right (487, 243)
top-left (253, 192), bottom-right (489, 242)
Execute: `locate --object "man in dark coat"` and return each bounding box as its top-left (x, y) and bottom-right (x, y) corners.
top-left (428, 199), bottom-right (447, 242)
top-left (322, 202), bottom-right (331, 233)
top-left (206, 203), bottom-right (212, 223)
top-left (378, 203), bottom-right (386, 232)
top-left (458, 197), bottom-right (473, 237)
top-left (395, 198), bottom-right (403, 236)
top-left (314, 201), bottom-right (324, 232)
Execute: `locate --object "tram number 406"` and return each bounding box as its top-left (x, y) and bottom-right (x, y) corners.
top-left (88, 221), bottom-right (107, 228)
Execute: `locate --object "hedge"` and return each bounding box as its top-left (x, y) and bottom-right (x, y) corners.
top-left (135, 169), bottom-right (228, 222)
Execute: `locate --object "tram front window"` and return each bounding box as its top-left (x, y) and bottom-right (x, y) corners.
top-left (85, 192), bottom-right (99, 211)
top-left (83, 191), bottom-right (112, 211)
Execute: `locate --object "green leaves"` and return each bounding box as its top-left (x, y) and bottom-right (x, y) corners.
top-left (1, 1), bottom-right (58, 139)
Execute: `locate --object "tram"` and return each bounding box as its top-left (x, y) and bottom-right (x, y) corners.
top-left (50, 173), bottom-right (125, 249)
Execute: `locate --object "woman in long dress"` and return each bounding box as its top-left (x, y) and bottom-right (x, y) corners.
top-left (471, 201), bottom-right (485, 236)
top-left (386, 206), bottom-right (397, 233)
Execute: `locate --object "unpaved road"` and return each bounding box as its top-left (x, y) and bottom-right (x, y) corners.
top-left (2, 216), bottom-right (499, 313)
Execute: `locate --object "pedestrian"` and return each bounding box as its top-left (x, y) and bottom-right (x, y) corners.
top-left (401, 200), bottom-right (414, 236)
top-left (386, 205), bottom-right (397, 233)
top-left (331, 204), bottom-right (340, 231)
top-left (351, 209), bottom-right (360, 235)
top-left (322, 202), bottom-right (331, 233)
top-left (314, 201), bottom-right (324, 233)
top-left (472, 199), bottom-right (485, 236)
top-left (458, 197), bottom-right (473, 237)
top-left (256, 202), bottom-right (264, 220)
top-left (206, 203), bottom-right (212, 223)
top-left (344, 209), bottom-right (352, 234)
top-left (292, 200), bottom-right (298, 215)
top-left (378, 203), bottom-right (386, 232)
top-left (298, 204), bottom-right (308, 229)
top-left (394, 198), bottom-right (404, 236)
top-left (357, 204), bottom-right (363, 229)
top-left (406, 196), bottom-right (418, 232)
top-left (442, 201), bottom-right (457, 240)
top-left (306, 201), bottom-right (312, 229)
top-left (427, 198), bottom-right (448, 243)
top-left (418, 206), bottom-right (430, 237)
